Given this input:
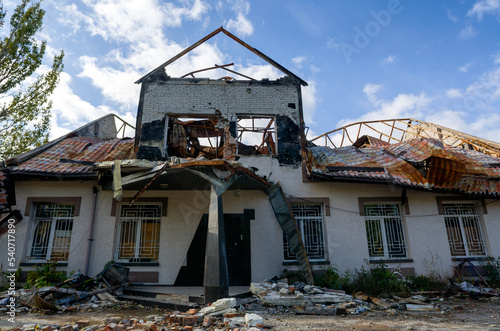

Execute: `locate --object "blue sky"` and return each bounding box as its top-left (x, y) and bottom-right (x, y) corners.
top-left (7, 0), bottom-right (500, 142)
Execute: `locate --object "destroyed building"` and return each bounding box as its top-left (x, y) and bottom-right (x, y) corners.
top-left (1, 27), bottom-right (500, 303)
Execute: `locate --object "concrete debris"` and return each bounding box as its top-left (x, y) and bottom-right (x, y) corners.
top-left (10, 309), bottom-right (269, 331)
top-left (250, 281), bottom-right (353, 307)
top-left (405, 303), bottom-right (438, 311)
top-left (198, 298), bottom-right (237, 316)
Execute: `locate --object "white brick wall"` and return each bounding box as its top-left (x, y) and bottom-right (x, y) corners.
top-left (142, 78), bottom-right (301, 124)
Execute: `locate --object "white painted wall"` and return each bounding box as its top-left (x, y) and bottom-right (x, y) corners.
top-left (4, 164), bottom-right (500, 285)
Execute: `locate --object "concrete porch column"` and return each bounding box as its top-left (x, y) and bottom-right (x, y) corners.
top-left (203, 185), bottom-right (229, 303)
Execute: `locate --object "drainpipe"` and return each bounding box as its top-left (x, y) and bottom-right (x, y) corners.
top-left (84, 186), bottom-right (99, 276)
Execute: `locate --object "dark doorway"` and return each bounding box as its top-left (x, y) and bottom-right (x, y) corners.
top-left (174, 210), bottom-right (253, 286)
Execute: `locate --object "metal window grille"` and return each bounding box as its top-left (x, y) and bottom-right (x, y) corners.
top-left (117, 204), bottom-right (161, 262)
top-left (30, 204), bottom-right (74, 261)
top-left (444, 203), bottom-right (486, 257)
top-left (364, 204), bottom-right (407, 259)
top-left (283, 204), bottom-right (325, 261)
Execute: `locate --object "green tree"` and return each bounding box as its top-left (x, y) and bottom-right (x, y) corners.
top-left (0, 0), bottom-right (63, 160)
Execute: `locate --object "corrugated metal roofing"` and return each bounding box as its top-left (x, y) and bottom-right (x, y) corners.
top-left (307, 136), bottom-right (500, 197)
top-left (11, 137), bottom-right (134, 177)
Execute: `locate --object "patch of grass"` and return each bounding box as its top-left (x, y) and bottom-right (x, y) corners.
top-left (25, 261), bottom-right (67, 288)
top-left (408, 275), bottom-right (447, 292)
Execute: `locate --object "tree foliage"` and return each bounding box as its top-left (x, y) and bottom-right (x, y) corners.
top-left (0, 0), bottom-right (63, 160)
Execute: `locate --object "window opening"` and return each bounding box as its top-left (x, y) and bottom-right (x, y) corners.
top-left (117, 204), bottom-right (161, 262)
top-left (364, 204), bottom-right (407, 259)
top-left (444, 203), bottom-right (486, 257)
top-left (283, 204), bottom-right (325, 261)
top-left (237, 116), bottom-right (276, 155)
top-left (29, 203), bottom-right (75, 261)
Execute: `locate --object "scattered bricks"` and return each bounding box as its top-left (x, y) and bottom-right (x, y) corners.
top-left (77, 321), bottom-right (90, 329)
top-left (224, 313), bottom-right (238, 318)
top-left (339, 301), bottom-right (356, 309)
top-left (182, 315), bottom-right (198, 326)
top-left (131, 323), bottom-right (156, 331)
top-left (279, 288), bottom-right (289, 295)
top-left (105, 317), bottom-right (121, 324)
top-left (288, 286), bottom-right (295, 294)
top-left (184, 327), bottom-right (193, 331)
top-left (203, 315), bottom-right (213, 327)
top-left (187, 308), bottom-right (198, 315)
top-left (114, 325), bottom-right (126, 331)
top-left (63, 306), bottom-right (77, 313)
top-left (42, 326), bottom-right (53, 331)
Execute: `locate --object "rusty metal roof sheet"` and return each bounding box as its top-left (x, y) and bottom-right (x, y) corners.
top-left (307, 136), bottom-right (500, 197)
top-left (11, 137), bottom-right (134, 177)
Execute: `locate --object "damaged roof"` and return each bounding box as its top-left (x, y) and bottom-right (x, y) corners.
top-left (135, 27), bottom-right (308, 86)
top-left (5, 114), bottom-right (136, 178)
top-left (307, 136), bottom-right (500, 197)
top-left (10, 137), bottom-right (135, 177)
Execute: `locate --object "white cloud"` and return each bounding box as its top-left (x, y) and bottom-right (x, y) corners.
top-left (50, 72), bottom-right (112, 135)
top-left (339, 54), bottom-right (500, 142)
top-left (380, 55), bottom-right (397, 65)
top-left (467, 0), bottom-right (500, 20)
top-left (458, 62), bottom-right (474, 73)
top-left (363, 83), bottom-right (383, 105)
top-left (302, 81), bottom-right (318, 125)
top-left (447, 9), bottom-right (459, 22)
top-left (341, 84), bottom-right (430, 128)
top-left (292, 56), bottom-right (307, 68)
top-left (226, 12), bottom-right (254, 37)
top-left (446, 88), bottom-right (462, 98)
top-left (458, 25), bottom-right (477, 39)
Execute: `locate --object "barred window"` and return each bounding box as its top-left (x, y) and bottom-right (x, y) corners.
top-left (364, 204), bottom-right (407, 259)
top-left (29, 203), bottom-right (74, 261)
top-left (444, 203), bottom-right (486, 257)
top-left (117, 204), bottom-right (161, 262)
top-left (283, 204), bottom-right (325, 261)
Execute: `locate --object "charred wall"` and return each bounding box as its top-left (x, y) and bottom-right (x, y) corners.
top-left (136, 76), bottom-right (305, 165)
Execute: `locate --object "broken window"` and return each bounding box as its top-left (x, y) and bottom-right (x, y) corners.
top-left (364, 204), bottom-right (407, 260)
top-left (165, 115), bottom-right (276, 159)
top-left (117, 204), bottom-right (161, 263)
top-left (167, 117), bottom-right (224, 159)
top-left (284, 204), bottom-right (325, 262)
top-left (237, 116), bottom-right (276, 155)
top-left (444, 203), bottom-right (486, 257)
top-left (29, 203), bottom-right (74, 262)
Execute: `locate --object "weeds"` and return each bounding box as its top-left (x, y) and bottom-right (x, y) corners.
top-left (314, 265), bottom-right (350, 290)
top-left (25, 261), bottom-right (67, 288)
top-left (408, 275), bottom-right (447, 292)
top-left (484, 257), bottom-right (500, 288)
top-left (315, 263), bottom-right (410, 296)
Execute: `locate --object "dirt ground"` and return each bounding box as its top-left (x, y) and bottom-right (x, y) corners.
top-left (1, 297), bottom-right (499, 330)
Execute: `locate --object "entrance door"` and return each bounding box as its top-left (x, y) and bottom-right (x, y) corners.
top-left (224, 214), bottom-right (251, 286)
top-left (174, 212), bottom-right (252, 286)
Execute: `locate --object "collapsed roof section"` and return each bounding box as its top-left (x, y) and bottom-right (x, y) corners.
top-left (310, 118), bottom-right (500, 158)
top-left (135, 27), bottom-right (308, 86)
top-left (307, 134), bottom-right (500, 198)
top-left (134, 27), bottom-right (307, 167)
